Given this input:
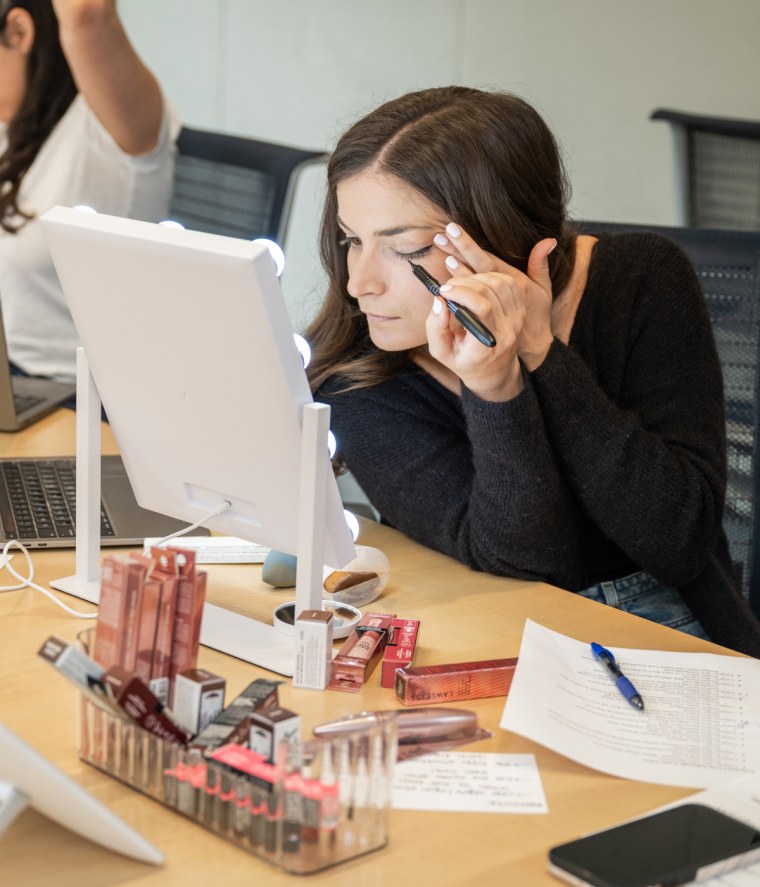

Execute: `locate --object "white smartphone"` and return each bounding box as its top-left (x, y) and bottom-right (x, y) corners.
top-left (548, 803), bottom-right (760, 887)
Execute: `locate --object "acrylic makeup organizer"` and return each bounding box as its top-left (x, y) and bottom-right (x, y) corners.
top-left (77, 639), bottom-right (398, 874)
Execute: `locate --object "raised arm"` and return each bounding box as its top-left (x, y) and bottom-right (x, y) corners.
top-left (52, 0), bottom-right (163, 155)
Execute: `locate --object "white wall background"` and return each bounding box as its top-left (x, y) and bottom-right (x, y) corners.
top-left (120, 0), bottom-right (760, 331)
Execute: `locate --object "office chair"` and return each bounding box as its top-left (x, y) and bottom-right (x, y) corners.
top-left (578, 221), bottom-right (760, 618)
top-left (169, 127), bottom-right (328, 245)
top-left (651, 109), bottom-right (760, 230)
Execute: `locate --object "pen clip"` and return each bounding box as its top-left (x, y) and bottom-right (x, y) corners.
top-left (591, 642), bottom-right (614, 662)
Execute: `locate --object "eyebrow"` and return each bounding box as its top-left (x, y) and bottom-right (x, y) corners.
top-left (337, 218), bottom-right (436, 238)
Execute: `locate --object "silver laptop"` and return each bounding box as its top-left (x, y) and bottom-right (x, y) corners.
top-left (0, 301), bottom-right (76, 432)
top-left (0, 453), bottom-right (202, 549)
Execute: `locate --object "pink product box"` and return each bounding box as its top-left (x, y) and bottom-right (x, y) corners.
top-left (395, 657), bottom-right (518, 706)
top-left (380, 619), bottom-right (420, 689)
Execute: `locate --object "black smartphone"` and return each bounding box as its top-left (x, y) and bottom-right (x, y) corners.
top-left (548, 803), bottom-right (760, 887)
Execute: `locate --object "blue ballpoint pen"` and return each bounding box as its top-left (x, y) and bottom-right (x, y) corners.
top-left (590, 642), bottom-right (645, 711)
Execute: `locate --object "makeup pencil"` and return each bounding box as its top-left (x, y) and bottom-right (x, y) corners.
top-left (408, 260), bottom-right (497, 348)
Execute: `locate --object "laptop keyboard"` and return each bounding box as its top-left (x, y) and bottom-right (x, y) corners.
top-left (13, 392), bottom-right (45, 415)
top-left (0, 459), bottom-right (114, 541)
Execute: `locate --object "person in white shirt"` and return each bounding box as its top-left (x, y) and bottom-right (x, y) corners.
top-left (0, 0), bottom-right (179, 381)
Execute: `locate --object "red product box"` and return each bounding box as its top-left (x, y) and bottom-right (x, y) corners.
top-left (149, 550), bottom-right (180, 705)
top-left (395, 657), bottom-right (518, 706)
top-left (121, 558), bottom-right (147, 672)
top-left (168, 548), bottom-right (207, 699)
top-left (132, 555), bottom-right (163, 685)
top-left (381, 618), bottom-right (420, 688)
top-left (103, 665), bottom-right (190, 745)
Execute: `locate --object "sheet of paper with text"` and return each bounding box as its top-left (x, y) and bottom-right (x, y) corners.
top-left (392, 751), bottom-right (547, 814)
top-left (501, 620), bottom-right (760, 788)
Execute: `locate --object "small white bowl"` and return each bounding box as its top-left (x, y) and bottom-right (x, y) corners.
top-left (273, 599), bottom-right (362, 639)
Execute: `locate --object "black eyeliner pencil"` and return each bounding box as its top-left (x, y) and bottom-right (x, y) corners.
top-left (408, 260), bottom-right (497, 348)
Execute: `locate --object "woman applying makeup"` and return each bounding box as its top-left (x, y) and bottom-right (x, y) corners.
top-left (306, 86), bottom-right (760, 657)
top-left (0, 0), bottom-right (178, 381)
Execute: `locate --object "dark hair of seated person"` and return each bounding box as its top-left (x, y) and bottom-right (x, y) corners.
top-left (0, 0), bottom-right (77, 232)
top-left (306, 85), bottom-right (577, 393)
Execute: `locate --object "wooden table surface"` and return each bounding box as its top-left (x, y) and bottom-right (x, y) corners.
top-left (0, 411), bottom-right (732, 887)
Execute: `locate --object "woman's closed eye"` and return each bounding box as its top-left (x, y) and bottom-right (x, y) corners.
top-left (338, 237), bottom-right (432, 262)
top-left (392, 245), bottom-right (432, 261)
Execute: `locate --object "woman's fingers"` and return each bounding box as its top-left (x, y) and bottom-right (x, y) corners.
top-left (434, 222), bottom-right (507, 274)
top-left (440, 272), bottom-right (517, 322)
top-left (526, 237), bottom-right (557, 295)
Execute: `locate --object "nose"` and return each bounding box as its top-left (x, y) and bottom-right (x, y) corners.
top-left (346, 249), bottom-right (385, 300)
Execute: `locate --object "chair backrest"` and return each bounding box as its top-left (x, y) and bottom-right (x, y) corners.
top-left (651, 109), bottom-right (760, 230)
top-left (169, 127), bottom-right (328, 245)
top-left (579, 221), bottom-right (760, 617)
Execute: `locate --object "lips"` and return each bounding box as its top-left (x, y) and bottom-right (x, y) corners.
top-left (364, 312), bottom-right (398, 323)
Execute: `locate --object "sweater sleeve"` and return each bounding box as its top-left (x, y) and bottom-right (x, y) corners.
top-left (530, 235), bottom-right (726, 587)
top-left (325, 372), bottom-right (584, 587)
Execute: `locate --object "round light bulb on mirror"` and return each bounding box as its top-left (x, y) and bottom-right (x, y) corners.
top-left (159, 219), bottom-right (185, 230)
top-left (293, 334), bottom-right (311, 368)
top-left (252, 238), bottom-right (285, 277)
top-left (73, 205), bottom-right (97, 214)
top-left (327, 430), bottom-right (337, 459)
top-left (344, 509), bottom-right (360, 542)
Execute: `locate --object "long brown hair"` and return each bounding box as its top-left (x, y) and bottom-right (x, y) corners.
top-left (0, 0), bottom-right (77, 232)
top-left (306, 86), bottom-right (575, 392)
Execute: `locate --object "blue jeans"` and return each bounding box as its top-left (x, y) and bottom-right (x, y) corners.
top-left (577, 571), bottom-right (710, 640)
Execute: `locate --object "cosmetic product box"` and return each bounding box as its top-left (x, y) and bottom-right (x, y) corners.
top-left (38, 635), bottom-right (105, 692)
top-left (91, 548), bottom-right (208, 709)
top-left (92, 555), bottom-right (132, 668)
top-left (37, 635), bottom-right (120, 712)
top-left (102, 665), bottom-right (190, 745)
top-left (380, 618), bottom-right (420, 689)
top-left (167, 547), bottom-right (207, 698)
top-left (249, 707), bottom-right (302, 763)
top-left (327, 612), bottom-right (396, 693)
top-left (395, 656), bottom-right (519, 705)
top-left (145, 553), bottom-right (179, 706)
top-left (171, 668), bottom-right (226, 735)
top-left (190, 678), bottom-right (281, 754)
top-left (293, 609), bottom-right (333, 690)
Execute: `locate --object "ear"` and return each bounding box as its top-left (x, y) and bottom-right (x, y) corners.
top-left (4, 8), bottom-right (35, 55)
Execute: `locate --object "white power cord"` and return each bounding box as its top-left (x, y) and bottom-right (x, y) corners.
top-left (1, 539), bottom-right (96, 619)
top-left (149, 499), bottom-right (232, 549)
top-left (0, 500), bottom-right (232, 619)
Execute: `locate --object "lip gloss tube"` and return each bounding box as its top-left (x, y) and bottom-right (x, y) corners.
top-left (232, 773), bottom-right (251, 841)
top-left (348, 627), bottom-right (383, 660)
top-left (299, 748), bottom-right (320, 846)
top-left (328, 613), bottom-right (395, 692)
top-left (250, 773), bottom-right (268, 847)
top-left (318, 743), bottom-right (339, 864)
top-left (281, 745), bottom-right (303, 855)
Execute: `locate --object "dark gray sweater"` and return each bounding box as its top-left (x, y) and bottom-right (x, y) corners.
top-left (317, 233), bottom-right (760, 656)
